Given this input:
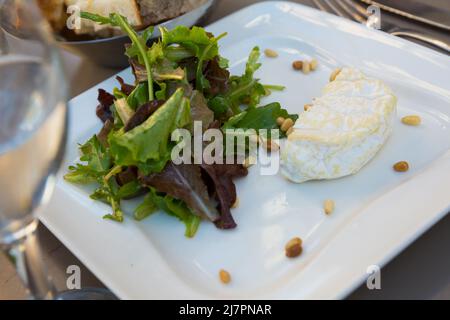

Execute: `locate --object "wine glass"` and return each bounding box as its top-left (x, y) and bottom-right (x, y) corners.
top-left (0, 0), bottom-right (115, 300)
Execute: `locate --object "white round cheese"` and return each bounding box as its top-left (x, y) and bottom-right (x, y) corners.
top-left (281, 68), bottom-right (397, 183)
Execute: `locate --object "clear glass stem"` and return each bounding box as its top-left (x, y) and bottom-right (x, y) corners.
top-left (2, 226), bottom-right (56, 300)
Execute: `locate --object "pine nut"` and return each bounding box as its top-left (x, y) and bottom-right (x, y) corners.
top-left (281, 118), bottom-right (294, 132)
top-left (276, 117), bottom-right (286, 126)
top-left (393, 161), bottom-right (409, 172)
top-left (302, 61), bottom-right (311, 74)
top-left (285, 237), bottom-right (303, 258)
top-left (292, 60), bottom-right (303, 70)
top-left (324, 199), bottom-right (335, 215)
top-left (304, 104), bottom-right (313, 111)
top-left (310, 58), bottom-right (318, 71)
top-left (219, 269), bottom-right (231, 284)
top-left (264, 49), bottom-right (278, 58)
top-left (330, 68), bottom-right (342, 82)
top-left (402, 115), bottom-right (421, 126)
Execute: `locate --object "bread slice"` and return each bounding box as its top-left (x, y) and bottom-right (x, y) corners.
top-left (46, 0), bottom-right (207, 37)
top-left (64, 0), bottom-right (143, 36)
top-left (137, 0), bottom-right (207, 26)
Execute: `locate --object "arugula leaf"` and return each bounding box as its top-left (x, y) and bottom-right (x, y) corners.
top-left (208, 47), bottom-right (276, 116)
top-left (160, 26), bottom-right (227, 92)
top-left (227, 46), bottom-right (265, 109)
top-left (263, 84), bottom-right (286, 91)
top-left (109, 88), bottom-right (190, 168)
top-left (161, 26), bottom-right (219, 59)
top-left (243, 46), bottom-right (261, 80)
top-left (222, 102), bottom-right (299, 136)
top-left (221, 112), bottom-right (248, 130)
top-left (81, 12), bottom-right (154, 101)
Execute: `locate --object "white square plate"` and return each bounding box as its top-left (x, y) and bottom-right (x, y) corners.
top-left (41, 1), bottom-right (450, 299)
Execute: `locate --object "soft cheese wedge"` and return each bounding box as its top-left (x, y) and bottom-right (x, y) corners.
top-left (281, 68), bottom-right (397, 183)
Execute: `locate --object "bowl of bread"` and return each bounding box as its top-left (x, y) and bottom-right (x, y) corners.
top-left (38, 0), bottom-right (216, 68)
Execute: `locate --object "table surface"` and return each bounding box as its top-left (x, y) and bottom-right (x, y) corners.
top-left (1, 0), bottom-right (449, 300)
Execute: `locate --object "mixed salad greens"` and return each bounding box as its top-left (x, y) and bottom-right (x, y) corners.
top-left (64, 13), bottom-right (298, 237)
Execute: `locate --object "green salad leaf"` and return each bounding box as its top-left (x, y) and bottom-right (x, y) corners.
top-left (126, 83), bottom-right (149, 110)
top-left (114, 98), bottom-right (134, 124)
top-left (64, 135), bottom-right (112, 184)
top-left (134, 188), bottom-right (201, 237)
top-left (223, 102), bottom-right (299, 136)
top-left (161, 26), bottom-right (227, 92)
top-left (155, 82), bottom-right (167, 100)
top-left (161, 26), bottom-right (220, 60)
top-left (109, 88), bottom-right (190, 167)
top-left (81, 12), bottom-right (155, 100)
top-left (92, 176), bottom-right (124, 222)
top-left (64, 136), bottom-right (127, 222)
top-left (208, 47), bottom-right (282, 116)
top-left (117, 180), bottom-right (142, 199)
